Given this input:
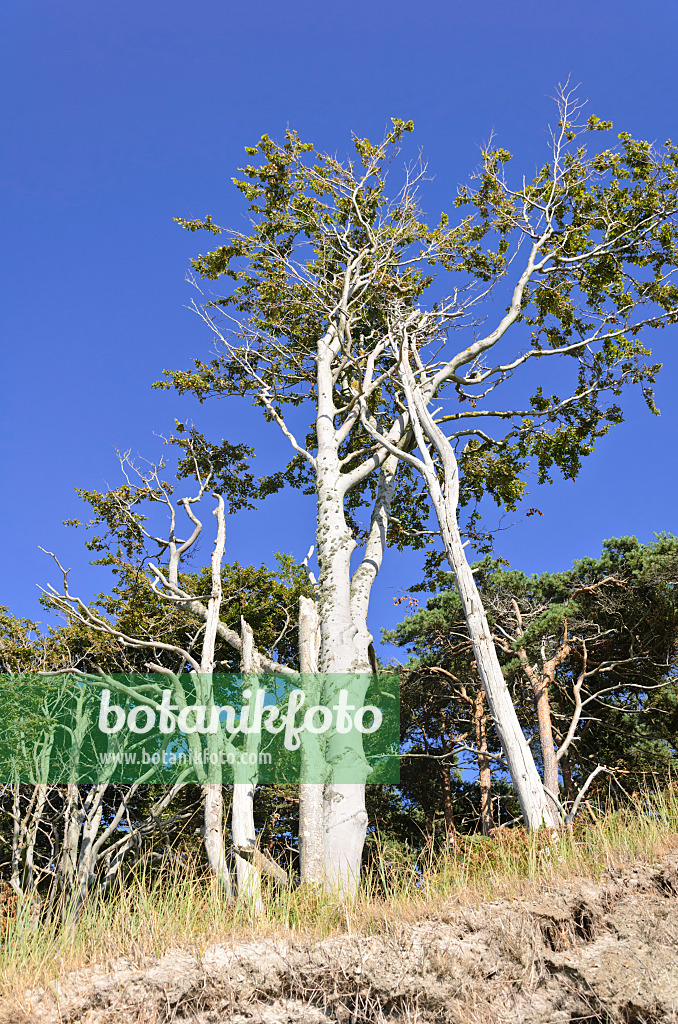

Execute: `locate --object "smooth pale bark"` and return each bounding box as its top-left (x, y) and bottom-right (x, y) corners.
top-left (43, 488), bottom-right (238, 898)
top-left (58, 686), bottom-right (91, 904)
top-left (321, 672), bottom-right (371, 892)
top-left (316, 454), bottom-right (399, 891)
top-left (232, 618), bottom-right (262, 912)
top-left (57, 701), bottom-right (132, 914)
top-left (322, 453), bottom-right (400, 891)
top-left (445, 521), bottom-right (557, 827)
top-left (57, 784), bottom-right (80, 898)
top-left (199, 495), bottom-right (233, 895)
top-left (58, 783), bottom-right (145, 915)
top-left (98, 783), bottom-right (186, 894)
top-left (203, 783), bottom-right (230, 892)
top-left (389, 368), bottom-right (559, 830)
top-left (315, 331), bottom-right (372, 892)
top-left (298, 595), bottom-right (325, 885)
top-left (72, 790), bottom-right (105, 910)
top-left (11, 783), bottom-right (47, 912)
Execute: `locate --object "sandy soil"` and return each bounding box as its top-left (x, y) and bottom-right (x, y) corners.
top-left (8, 848), bottom-right (678, 1024)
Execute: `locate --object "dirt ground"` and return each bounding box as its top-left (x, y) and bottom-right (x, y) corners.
top-left (8, 848), bottom-right (678, 1024)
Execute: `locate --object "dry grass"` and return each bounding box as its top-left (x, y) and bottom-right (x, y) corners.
top-left (1, 788), bottom-right (677, 1010)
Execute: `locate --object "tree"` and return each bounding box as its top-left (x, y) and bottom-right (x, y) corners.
top-left (352, 88), bottom-right (678, 827)
top-left (162, 120), bottom-right (434, 887)
top-left (40, 438), bottom-right (311, 900)
top-left (1, 473), bottom-right (319, 912)
top-left (0, 612), bottom-right (200, 915)
top-left (159, 84), bottom-right (678, 855)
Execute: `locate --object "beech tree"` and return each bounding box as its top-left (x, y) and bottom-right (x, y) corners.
top-left (0, 614), bottom-right (200, 914)
top-left (41, 438), bottom-right (312, 901)
top-left (1, 457), bottom-right (316, 910)
top-left (158, 85), bottom-right (678, 875)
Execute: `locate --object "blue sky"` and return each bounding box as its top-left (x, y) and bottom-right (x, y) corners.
top-left (2, 0), bottom-right (677, 658)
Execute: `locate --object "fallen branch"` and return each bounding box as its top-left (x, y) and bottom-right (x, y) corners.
top-left (232, 845), bottom-right (290, 887)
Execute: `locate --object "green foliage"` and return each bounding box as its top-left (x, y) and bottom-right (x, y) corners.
top-left (67, 427), bottom-right (282, 565)
top-left (86, 555), bottom-right (311, 672)
top-left (157, 103), bottom-right (678, 554)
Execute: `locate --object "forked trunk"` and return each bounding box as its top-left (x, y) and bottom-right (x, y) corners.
top-left (314, 338), bottom-right (397, 892)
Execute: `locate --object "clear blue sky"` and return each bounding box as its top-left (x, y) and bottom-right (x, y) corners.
top-left (2, 0), bottom-right (677, 657)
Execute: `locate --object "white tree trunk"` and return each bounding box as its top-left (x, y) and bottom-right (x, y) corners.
top-left (298, 595), bottom-right (325, 885)
top-left (313, 333), bottom-right (372, 892)
top-left (204, 783), bottom-right (231, 893)
top-left (73, 786), bottom-right (110, 909)
top-left (57, 784), bottom-right (81, 898)
top-left (323, 453), bottom-right (400, 890)
top-left (393, 361), bottom-right (559, 830)
top-left (200, 494), bottom-right (233, 894)
top-left (442, 516), bottom-right (558, 828)
top-left (233, 618), bottom-right (262, 912)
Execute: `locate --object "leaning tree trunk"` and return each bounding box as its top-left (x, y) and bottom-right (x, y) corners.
top-left (298, 595), bottom-right (325, 884)
top-left (431, 494), bottom-right (559, 829)
top-left (402, 375), bottom-right (559, 831)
